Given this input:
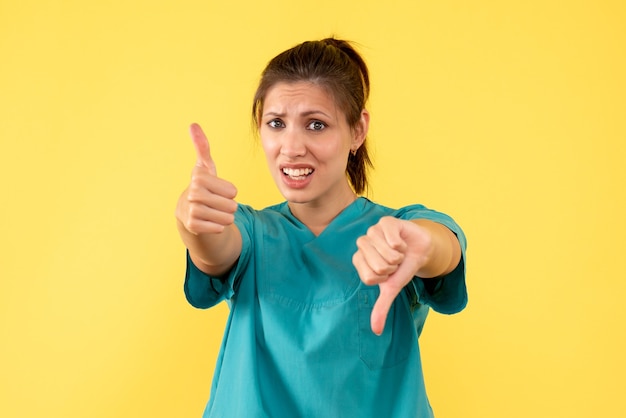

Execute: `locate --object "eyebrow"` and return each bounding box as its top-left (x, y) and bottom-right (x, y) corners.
top-left (262, 110), bottom-right (332, 119)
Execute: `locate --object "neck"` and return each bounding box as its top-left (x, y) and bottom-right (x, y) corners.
top-left (288, 192), bottom-right (358, 236)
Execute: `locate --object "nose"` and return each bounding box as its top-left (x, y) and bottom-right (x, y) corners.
top-left (280, 128), bottom-right (306, 158)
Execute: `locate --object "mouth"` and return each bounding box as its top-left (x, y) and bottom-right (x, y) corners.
top-left (282, 167), bottom-right (314, 181)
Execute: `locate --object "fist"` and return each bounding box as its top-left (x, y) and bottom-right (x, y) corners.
top-left (352, 217), bottom-right (433, 335)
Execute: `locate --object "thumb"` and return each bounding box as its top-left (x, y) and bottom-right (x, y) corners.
top-left (370, 284), bottom-right (402, 336)
top-left (189, 123), bottom-right (217, 175)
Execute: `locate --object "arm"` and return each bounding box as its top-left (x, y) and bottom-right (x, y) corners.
top-left (410, 219), bottom-right (461, 279)
top-left (175, 123), bottom-right (242, 277)
top-left (176, 198), bottom-right (242, 277)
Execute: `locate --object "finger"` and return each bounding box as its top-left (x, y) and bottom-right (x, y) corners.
top-left (370, 250), bottom-right (425, 335)
top-left (190, 123), bottom-right (217, 175)
top-left (184, 217), bottom-right (231, 235)
top-left (190, 168), bottom-right (238, 200)
top-left (370, 285), bottom-right (402, 336)
top-left (187, 183), bottom-right (239, 214)
top-left (378, 217), bottom-right (408, 254)
top-left (360, 228), bottom-right (405, 268)
top-left (352, 250), bottom-right (392, 285)
top-left (366, 223), bottom-right (406, 266)
top-left (354, 237), bottom-right (400, 282)
top-left (187, 204), bottom-right (236, 228)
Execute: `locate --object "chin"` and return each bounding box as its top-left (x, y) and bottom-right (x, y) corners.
top-left (278, 188), bottom-right (316, 204)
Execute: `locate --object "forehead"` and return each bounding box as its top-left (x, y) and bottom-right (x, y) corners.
top-left (263, 81), bottom-right (338, 113)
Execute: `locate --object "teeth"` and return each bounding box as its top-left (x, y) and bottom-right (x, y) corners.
top-left (282, 167), bottom-right (313, 178)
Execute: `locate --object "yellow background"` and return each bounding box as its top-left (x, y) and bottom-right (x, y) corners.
top-left (1, 0), bottom-right (625, 417)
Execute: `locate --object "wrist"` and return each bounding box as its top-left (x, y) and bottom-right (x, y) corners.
top-left (411, 219), bottom-right (460, 278)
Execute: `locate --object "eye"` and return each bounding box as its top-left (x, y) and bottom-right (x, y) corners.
top-left (307, 120), bottom-right (326, 131)
top-left (267, 119), bottom-right (285, 129)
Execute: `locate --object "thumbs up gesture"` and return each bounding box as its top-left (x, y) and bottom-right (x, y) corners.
top-left (176, 123), bottom-right (238, 235)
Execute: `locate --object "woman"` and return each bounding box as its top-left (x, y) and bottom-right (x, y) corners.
top-left (176, 38), bottom-right (467, 418)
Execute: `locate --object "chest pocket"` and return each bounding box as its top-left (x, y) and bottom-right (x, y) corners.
top-left (357, 287), bottom-right (415, 370)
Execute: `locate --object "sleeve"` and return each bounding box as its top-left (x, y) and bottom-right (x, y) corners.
top-left (395, 205), bottom-right (468, 315)
top-left (183, 204), bottom-right (254, 309)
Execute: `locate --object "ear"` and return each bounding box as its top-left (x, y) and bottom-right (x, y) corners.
top-left (352, 109), bottom-right (370, 150)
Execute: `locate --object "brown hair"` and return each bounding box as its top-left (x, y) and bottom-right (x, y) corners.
top-left (252, 38), bottom-right (373, 195)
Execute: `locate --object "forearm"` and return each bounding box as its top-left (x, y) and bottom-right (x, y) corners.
top-left (411, 219), bottom-right (461, 279)
top-left (176, 219), bottom-right (242, 277)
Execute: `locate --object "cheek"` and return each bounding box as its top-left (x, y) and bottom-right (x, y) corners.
top-left (260, 135), bottom-right (278, 157)
top-left (326, 134), bottom-right (352, 157)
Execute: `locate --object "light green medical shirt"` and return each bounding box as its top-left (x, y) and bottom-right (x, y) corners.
top-left (185, 197), bottom-right (467, 418)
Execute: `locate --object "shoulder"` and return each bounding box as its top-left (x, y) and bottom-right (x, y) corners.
top-left (363, 198), bottom-right (463, 233)
top-left (235, 201), bottom-right (288, 219)
top-left (234, 201), bottom-right (298, 235)
top-left (358, 198), bottom-right (431, 219)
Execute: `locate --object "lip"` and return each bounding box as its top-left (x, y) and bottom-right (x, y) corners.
top-left (280, 164), bottom-right (315, 189)
top-left (280, 163), bottom-right (315, 170)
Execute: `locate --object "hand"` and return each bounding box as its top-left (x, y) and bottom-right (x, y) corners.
top-left (176, 123), bottom-right (238, 235)
top-left (352, 217), bottom-right (433, 335)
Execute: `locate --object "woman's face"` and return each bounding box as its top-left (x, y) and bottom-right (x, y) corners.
top-left (259, 81), bottom-right (368, 210)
